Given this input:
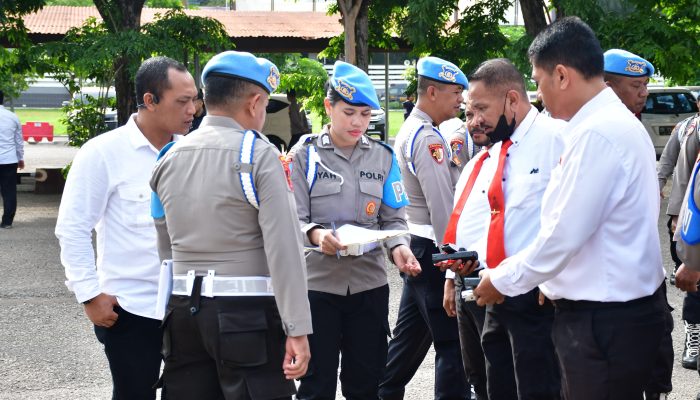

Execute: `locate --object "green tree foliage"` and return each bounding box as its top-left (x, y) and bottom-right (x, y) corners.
top-left (555, 0), bottom-right (700, 84)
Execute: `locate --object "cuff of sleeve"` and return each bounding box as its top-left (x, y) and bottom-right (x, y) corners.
top-left (385, 235), bottom-right (410, 252)
top-left (69, 280), bottom-right (102, 304)
top-left (282, 318), bottom-right (313, 337)
top-left (489, 263), bottom-right (528, 298)
top-left (301, 223), bottom-right (323, 247)
top-left (445, 269), bottom-right (455, 279)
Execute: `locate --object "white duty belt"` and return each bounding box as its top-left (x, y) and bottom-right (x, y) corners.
top-left (172, 270), bottom-right (274, 297)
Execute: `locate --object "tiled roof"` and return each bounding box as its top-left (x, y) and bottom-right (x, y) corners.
top-left (23, 6), bottom-right (343, 39)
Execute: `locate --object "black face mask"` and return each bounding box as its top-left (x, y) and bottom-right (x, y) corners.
top-left (486, 95), bottom-right (516, 145)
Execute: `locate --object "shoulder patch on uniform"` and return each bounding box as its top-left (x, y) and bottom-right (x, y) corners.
top-left (157, 141), bottom-right (176, 161)
top-left (428, 143), bottom-right (445, 164)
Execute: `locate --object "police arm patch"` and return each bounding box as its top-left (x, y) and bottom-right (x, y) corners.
top-left (428, 143), bottom-right (445, 164)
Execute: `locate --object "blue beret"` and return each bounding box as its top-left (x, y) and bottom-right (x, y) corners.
top-left (604, 49), bottom-right (654, 77)
top-left (201, 51), bottom-right (280, 93)
top-left (330, 61), bottom-right (381, 110)
top-left (417, 56), bottom-right (468, 88)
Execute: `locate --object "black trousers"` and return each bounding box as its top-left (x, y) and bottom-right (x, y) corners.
top-left (0, 163), bottom-right (18, 226)
top-left (454, 277), bottom-right (488, 400)
top-left (552, 285), bottom-right (666, 400)
top-left (297, 286), bottom-right (390, 400)
top-left (162, 295), bottom-right (295, 400)
top-left (379, 235), bottom-right (468, 400)
top-left (482, 289), bottom-right (560, 400)
top-left (645, 282), bottom-right (674, 395)
top-left (93, 307), bottom-right (163, 400)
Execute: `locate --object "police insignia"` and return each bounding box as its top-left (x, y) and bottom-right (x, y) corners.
top-left (335, 79), bottom-right (357, 100)
top-left (438, 65), bottom-right (459, 83)
top-left (624, 60), bottom-right (646, 75)
top-left (366, 201), bottom-right (376, 216)
top-left (429, 143), bottom-right (444, 164)
top-left (279, 154), bottom-right (293, 191)
top-left (267, 66), bottom-right (280, 91)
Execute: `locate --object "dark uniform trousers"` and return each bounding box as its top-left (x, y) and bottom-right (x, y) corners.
top-left (93, 306), bottom-right (163, 400)
top-left (297, 285), bottom-right (390, 400)
top-left (552, 284), bottom-right (666, 400)
top-left (454, 277), bottom-right (488, 400)
top-left (0, 162), bottom-right (18, 226)
top-left (645, 282), bottom-right (674, 395)
top-left (481, 289), bottom-right (560, 400)
top-left (161, 293), bottom-right (296, 400)
top-left (379, 235), bottom-right (469, 400)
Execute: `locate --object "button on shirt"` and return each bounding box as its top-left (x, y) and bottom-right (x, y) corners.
top-left (490, 88), bottom-right (665, 302)
top-left (0, 106), bottom-right (23, 164)
top-left (56, 115), bottom-right (165, 319)
top-left (446, 107), bottom-right (564, 278)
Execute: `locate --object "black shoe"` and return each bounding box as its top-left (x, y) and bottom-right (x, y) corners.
top-left (683, 321), bottom-right (700, 370)
top-left (0, 224), bottom-right (11, 229)
top-left (696, 392), bottom-right (700, 400)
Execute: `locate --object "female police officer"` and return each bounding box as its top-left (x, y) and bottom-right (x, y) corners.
top-left (291, 61), bottom-right (421, 399)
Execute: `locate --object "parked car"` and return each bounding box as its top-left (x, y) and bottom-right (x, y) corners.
top-left (641, 86), bottom-right (698, 158)
top-left (681, 85), bottom-right (700, 100)
top-left (366, 108), bottom-right (387, 142)
top-left (63, 87), bottom-right (117, 132)
top-left (262, 93), bottom-right (312, 151)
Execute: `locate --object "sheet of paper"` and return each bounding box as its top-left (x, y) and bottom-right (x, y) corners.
top-left (305, 224), bottom-right (409, 256)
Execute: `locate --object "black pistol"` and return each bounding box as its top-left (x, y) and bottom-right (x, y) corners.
top-left (431, 244), bottom-right (478, 264)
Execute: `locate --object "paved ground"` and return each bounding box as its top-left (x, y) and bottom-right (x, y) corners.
top-left (0, 140), bottom-right (698, 399)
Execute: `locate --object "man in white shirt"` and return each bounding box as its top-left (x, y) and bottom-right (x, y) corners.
top-left (0, 91), bottom-right (24, 229)
top-left (55, 56), bottom-right (197, 400)
top-left (474, 17), bottom-right (666, 400)
top-left (442, 58), bottom-right (564, 400)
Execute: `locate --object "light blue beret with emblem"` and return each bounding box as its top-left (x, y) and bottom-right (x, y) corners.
top-left (604, 49), bottom-right (655, 77)
top-left (417, 56), bottom-right (468, 88)
top-left (330, 61), bottom-right (381, 110)
top-left (201, 50), bottom-right (280, 94)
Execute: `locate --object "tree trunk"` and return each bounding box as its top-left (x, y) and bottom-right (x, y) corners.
top-left (519, 0), bottom-right (548, 37)
top-left (94, 0), bottom-right (145, 126)
top-left (354, 0), bottom-right (370, 72)
top-left (337, 0), bottom-right (364, 66)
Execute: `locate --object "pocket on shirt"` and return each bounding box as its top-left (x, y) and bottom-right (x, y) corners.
top-left (117, 183), bottom-right (153, 228)
top-left (309, 180), bottom-right (342, 223)
top-left (358, 180), bottom-right (383, 223)
top-left (506, 175), bottom-right (546, 210)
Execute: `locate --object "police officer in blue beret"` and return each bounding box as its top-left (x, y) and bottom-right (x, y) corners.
top-left (604, 49), bottom-right (674, 400)
top-left (290, 61), bottom-right (420, 400)
top-left (380, 56), bottom-right (471, 400)
top-left (150, 50), bottom-right (312, 399)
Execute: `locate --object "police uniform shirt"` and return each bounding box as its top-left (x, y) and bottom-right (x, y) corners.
top-left (150, 115), bottom-right (312, 336)
top-left (440, 117), bottom-right (479, 174)
top-left (394, 107), bottom-right (455, 243)
top-left (444, 107), bottom-right (564, 279)
top-left (676, 159), bottom-right (700, 270)
top-left (490, 87), bottom-right (665, 302)
top-left (291, 127), bottom-right (410, 296)
top-left (56, 115), bottom-right (166, 317)
top-left (667, 113), bottom-right (700, 215)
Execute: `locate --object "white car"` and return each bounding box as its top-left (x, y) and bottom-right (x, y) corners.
top-left (641, 87), bottom-right (698, 158)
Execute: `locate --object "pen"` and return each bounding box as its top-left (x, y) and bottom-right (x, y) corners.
top-left (331, 221), bottom-right (340, 260)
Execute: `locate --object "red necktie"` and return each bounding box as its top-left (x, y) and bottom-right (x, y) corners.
top-left (486, 139), bottom-right (513, 268)
top-left (443, 150), bottom-right (490, 245)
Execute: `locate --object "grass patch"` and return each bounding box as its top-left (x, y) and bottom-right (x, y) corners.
top-left (13, 108), bottom-right (67, 135)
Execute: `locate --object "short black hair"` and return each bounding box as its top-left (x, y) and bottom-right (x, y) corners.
top-left (468, 58), bottom-right (527, 99)
top-left (527, 16), bottom-right (603, 80)
top-left (417, 76), bottom-right (454, 95)
top-left (203, 75), bottom-right (260, 108)
top-left (135, 56), bottom-right (187, 106)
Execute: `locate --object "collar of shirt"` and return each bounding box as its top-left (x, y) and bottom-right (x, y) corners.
top-left (566, 87), bottom-right (618, 133)
top-left (199, 114), bottom-right (244, 131)
top-left (125, 114), bottom-right (159, 154)
top-left (316, 125), bottom-right (371, 151)
top-left (409, 107), bottom-right (435, 126)
top-left (509, 106), bottom-right (540, 147)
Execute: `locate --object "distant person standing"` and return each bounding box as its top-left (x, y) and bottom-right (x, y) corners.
top-left (0, 90), bottom-right (24, 229)
top-left (402, 94), bottom-right (415, 120)
top-left (189, 88), bottom-right (206, 133)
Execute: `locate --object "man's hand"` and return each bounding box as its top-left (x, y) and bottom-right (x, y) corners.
top-left (283, 335), bottom-right (310, 379)
top-left (434, 259), bottom-right (480, 276)
top-left (391, 245), bottom-right (421, 277)
top-left (309, 228), bottom-right (346, 256)
top-left (443, 279), bottom-right (456, 317)
top-left (17, 160), bottom-right (24, 170)
top-left (473, 269), bottom-right (505, 306)
top-left (675, 264), bottom-right (700, 292)
top-left (671, 215), bottom-right (679, 233)
top-left (83, 293), bottom-right (119, 327)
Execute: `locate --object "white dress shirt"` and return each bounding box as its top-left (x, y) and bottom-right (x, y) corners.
top-left (0, 106), bottom-right (23, 164)
top-left (446, 107), bottom-right (564, 278)
top-left (490, 88), bottom-right (665, 301)
top-left (56, 115), bottom-right (167, 319)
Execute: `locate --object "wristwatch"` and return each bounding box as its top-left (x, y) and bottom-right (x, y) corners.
top-left (82, 297), bottom-right (94, 305)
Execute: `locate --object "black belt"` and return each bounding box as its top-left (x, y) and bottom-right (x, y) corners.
top-left (552, 284), bottom-right (662, 311)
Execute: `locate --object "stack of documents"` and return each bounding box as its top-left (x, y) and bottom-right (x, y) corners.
top-left (307, 224), bottom-right (409, 256)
